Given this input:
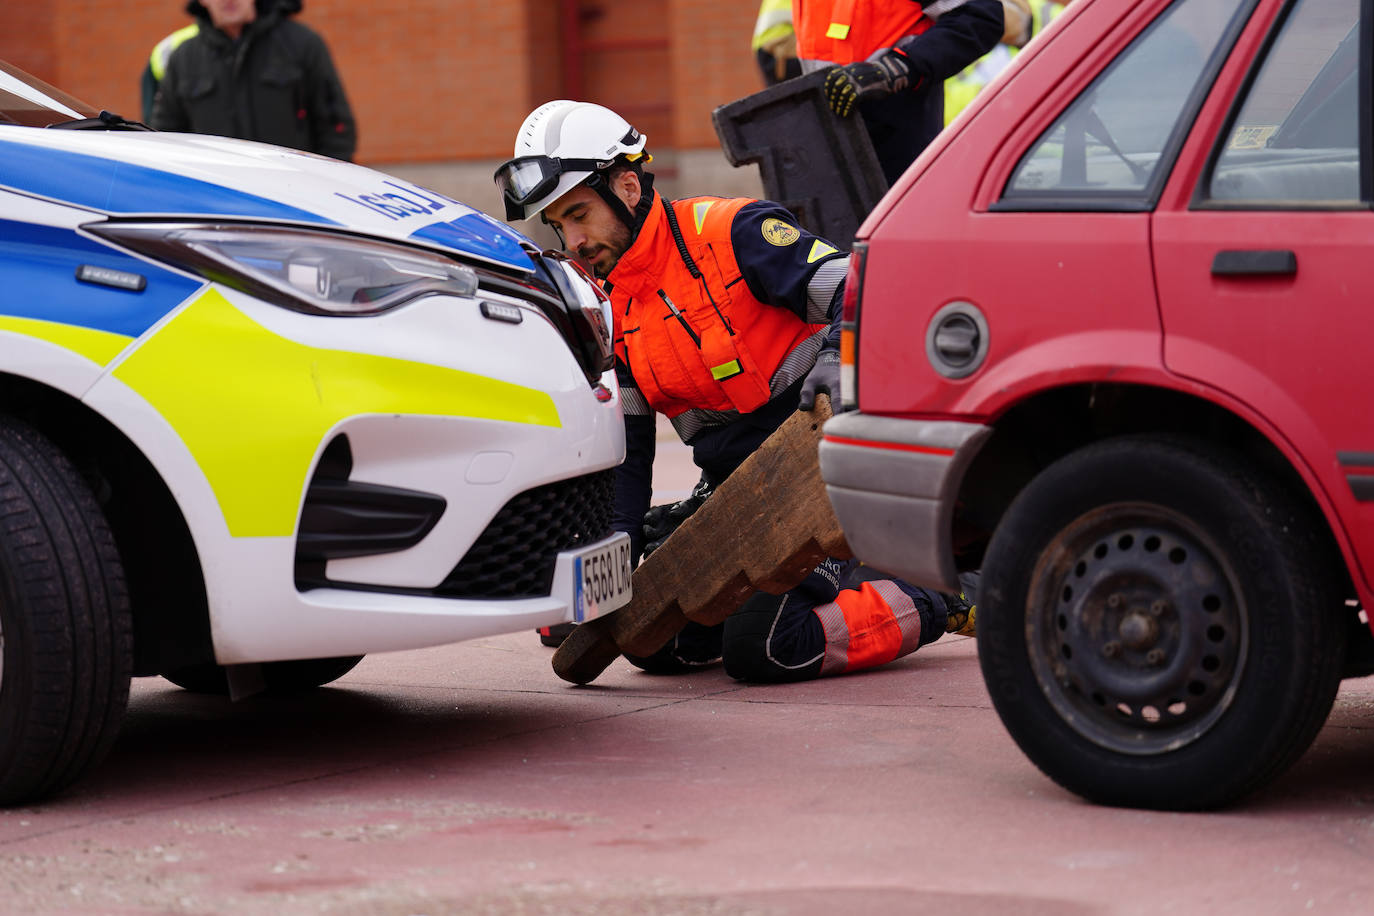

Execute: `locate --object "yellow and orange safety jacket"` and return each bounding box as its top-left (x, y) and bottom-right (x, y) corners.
top-left (794, 0), bottom-right (933, 65)
top-left (607, 193), bottom-right (829, 420)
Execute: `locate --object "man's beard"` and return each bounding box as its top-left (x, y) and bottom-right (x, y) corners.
top-left (580, 221), bottom-right (633, 278)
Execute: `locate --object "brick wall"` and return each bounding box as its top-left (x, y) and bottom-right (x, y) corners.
top-left (0, 0), bottom-right (766, 164)
top-left (669, 0), bottom-right (762, 149)
top-left (0, 2), bottom-right (57, 81)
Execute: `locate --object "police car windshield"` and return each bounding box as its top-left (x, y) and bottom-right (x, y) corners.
top-left (0, 60), bottom-right (99, 127)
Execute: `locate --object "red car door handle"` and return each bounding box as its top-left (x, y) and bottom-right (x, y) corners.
top-left (1211, 249), bottom-right (1297, 276)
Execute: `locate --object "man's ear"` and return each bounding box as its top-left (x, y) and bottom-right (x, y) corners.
top-left (613, 169), bottom-right (642, 211)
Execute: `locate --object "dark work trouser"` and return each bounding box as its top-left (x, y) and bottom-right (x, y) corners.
top-left (623, 559), bottom-right (952, 683)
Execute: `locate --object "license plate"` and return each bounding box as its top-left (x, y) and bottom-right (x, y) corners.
top-left (572, 534), bottom-right (633, 622)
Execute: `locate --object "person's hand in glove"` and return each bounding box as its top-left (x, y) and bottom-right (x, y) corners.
top-left (799, 349), bottom-right (840, 411)
top-left (824, 45), bottom-right (924, 118)
top-left (641, 474), bottom-right (714, 559)
top-left (761, 29), bottom-right (798, 82)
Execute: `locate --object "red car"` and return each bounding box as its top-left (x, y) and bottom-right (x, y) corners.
top-left (820, 0), bottom-right (1371, 809)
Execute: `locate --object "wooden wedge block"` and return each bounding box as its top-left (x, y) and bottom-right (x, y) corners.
top-left (552, 395), bottom-right (851, 684)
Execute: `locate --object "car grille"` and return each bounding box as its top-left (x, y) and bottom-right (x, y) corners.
top-left (436, 469), bottom-right (616, 598)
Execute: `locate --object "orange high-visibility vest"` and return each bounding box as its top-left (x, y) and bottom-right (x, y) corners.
top-left (607, 193), bottom-right (825, 418)
top-left (794, 0), bottom-right (933, 65)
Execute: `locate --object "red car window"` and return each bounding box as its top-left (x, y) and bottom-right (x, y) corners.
top-left (1001, 0), bottom-right (1251, 207)
top-left (1206, 0), bottom-right (1362, 206)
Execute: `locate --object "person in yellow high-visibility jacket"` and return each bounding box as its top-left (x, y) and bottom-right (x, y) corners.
top-left (753, 0), bottom-right (802, 86)
top-left (945, 0), bottom-right (1070, 126)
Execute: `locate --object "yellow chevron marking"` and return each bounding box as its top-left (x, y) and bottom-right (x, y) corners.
top-left (694, 201), bottom-right (714, 234)
top-left (807, 240), bottom-right (839, 263)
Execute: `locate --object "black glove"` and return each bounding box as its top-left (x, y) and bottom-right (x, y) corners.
top-left (824, 48), bottom-right (919, 118)
top-left (799, 350), bottom-right (840, 411)
top-left (641, 474), bottom-right (714, 559)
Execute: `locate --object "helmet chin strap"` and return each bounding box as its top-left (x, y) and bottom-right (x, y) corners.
top-left (587, 168), bottom-right (657, 246)
top-left (584, 170), bottom-right (638, 232)
top-left (626, 171), bottom-right (656, 239)
top-left (540, 167), bottom-right (657, 253)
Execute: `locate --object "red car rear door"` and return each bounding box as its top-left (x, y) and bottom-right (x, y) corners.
top-left (1153, 0), bottom-right (1374, 592)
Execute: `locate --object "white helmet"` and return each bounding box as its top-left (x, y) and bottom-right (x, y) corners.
top-left (493, 100), bottom-right (649, 222)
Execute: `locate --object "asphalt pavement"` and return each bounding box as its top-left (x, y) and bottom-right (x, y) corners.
top-left (2, 430), bottom-right (1373, 915)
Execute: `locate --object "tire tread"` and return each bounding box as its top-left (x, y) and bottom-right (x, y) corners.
top-left (0, 419), bottom-right (130, 806)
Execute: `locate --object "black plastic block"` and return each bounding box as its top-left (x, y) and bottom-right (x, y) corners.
top-left (712, 69), bottom-right (889, 251)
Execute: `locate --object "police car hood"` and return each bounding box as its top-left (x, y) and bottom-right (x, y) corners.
top-left (0, 127), bottom-right (533, 272)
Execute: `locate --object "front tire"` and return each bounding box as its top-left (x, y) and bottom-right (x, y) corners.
top-left (978, 436), bottom-right (1346, 810)
top-left (0, 419), bottom-right (131, 806)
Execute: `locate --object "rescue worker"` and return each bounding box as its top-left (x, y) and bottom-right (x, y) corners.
top-left (150, 0), bottom-right (356, 161)
top-left (139, 22), bottom-right (200, 124)
top-left (944, 0), bottom-right (1070, 124)
top-left (800, 0), bottom-right (1004, 184)
top-left (495, 101), bottom-right (977, 682)
top-left (754, 0), bottom-right (802, 86)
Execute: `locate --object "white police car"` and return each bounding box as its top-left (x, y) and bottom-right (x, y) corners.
top-left (0, 61), bottom-right (631, 804)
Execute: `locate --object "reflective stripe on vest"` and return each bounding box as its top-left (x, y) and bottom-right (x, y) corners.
top-left (942, 2), bottom-right (1066, 124)
top-left (795, 0), bottom-right (932, 65)
top-left (608, 193), bottom-right (825, 419)
top-left (1036, 1), bottom-right (1067, 34)
top-left (813, 579), bottom-right (925, 675)
top-left (944, 69), bottom-right (982, 125)
top-left (149, 23), bottom-right (200, 81)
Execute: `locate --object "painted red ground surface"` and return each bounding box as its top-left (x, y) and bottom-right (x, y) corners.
top-left (3, 432), bottom-right (1372, 914)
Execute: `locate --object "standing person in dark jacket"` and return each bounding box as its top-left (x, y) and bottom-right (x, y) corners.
top-left (495, 101), bottom-right (978, 681)
top-left (798, 0), bottom-right (1003, 183)
top-left (139, 22), bottom-right (199, 124)
top-left (151, 0), bottom-right (356, 161)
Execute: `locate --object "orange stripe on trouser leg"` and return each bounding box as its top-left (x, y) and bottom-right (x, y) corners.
top-left (831, 582), bottom-right (904, 672)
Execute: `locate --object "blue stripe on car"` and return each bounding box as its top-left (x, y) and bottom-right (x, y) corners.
top-left (0, 220), bottom-right (202, 337)
top-left (411, 213), bottom-right (532, 271)
top-left (0, 138), bottom-right (338, 224)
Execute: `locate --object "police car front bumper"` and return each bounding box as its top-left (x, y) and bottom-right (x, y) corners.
top-left (819, 412), bottom-right (991, 593)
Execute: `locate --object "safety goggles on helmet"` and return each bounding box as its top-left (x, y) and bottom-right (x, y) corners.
top-left (494, 155), bottom-right (615, 222)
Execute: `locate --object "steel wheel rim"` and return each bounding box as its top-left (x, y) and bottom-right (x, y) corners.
top-left (1026, 502), bottom-right (1248, 756)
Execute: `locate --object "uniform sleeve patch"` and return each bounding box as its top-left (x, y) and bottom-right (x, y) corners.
top-left (761, 218), bottom-right (801, 247)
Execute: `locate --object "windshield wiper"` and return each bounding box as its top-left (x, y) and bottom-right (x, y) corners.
top-left (49, 109), bottom-right (152, 131)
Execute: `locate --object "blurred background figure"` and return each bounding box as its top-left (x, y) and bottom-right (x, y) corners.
top-left (804, 0), bottom-right (1004, 184)
top-left (150, 0), bottom-right (356, 161)
top-left (10, 1), bottom-right (794, 215)
top-left (139, 20), bottom-right (199, 123)
top-left (753, 0), bottom-right (801, 87)
top-left (945, 0), bottom-right (1070, 124)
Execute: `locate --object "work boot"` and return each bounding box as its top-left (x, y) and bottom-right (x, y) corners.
top-left (944, 570), bottom-right (981, 637)
top-left (537, 622), bottom-right (577, 648)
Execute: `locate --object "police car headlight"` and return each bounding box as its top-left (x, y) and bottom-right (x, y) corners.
top-left (87, 222), bottom-right (479, 316)
top-left (541, 253), bottom-right (614, 375)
